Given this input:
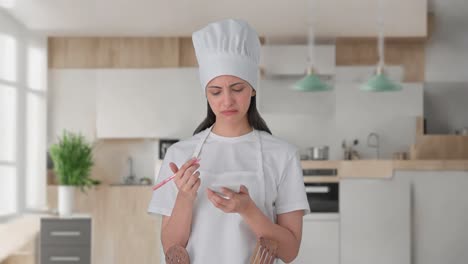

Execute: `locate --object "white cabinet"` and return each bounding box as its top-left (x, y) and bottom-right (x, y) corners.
top-left (291, 214), bottom-right (339, 264)
top-left (340, 177), bottom-right (411, 264)
top-left (96, 68), bottom-right (206, 139)
top-left (48, 70), bottom-right (98, 141)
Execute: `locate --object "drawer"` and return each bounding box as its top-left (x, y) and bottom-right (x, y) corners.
top-left (41, 246), bottom-right (90, 264)
top-left (41, 219), bottom-right (91, 246)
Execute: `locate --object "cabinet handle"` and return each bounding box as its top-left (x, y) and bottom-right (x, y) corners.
top-left (305, 186), bottom-right (329, 193)
top-left (50, 231), bottom-right (81, 237)
top-left (50, 256), bottom-right (80, 262)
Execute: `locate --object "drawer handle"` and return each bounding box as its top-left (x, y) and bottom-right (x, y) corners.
top-left (50, 231), bottom-right (81, 237)
top-left (50, 256), bottom-right (80, 262)
top-left (305, 186), bottom-right (329, 193)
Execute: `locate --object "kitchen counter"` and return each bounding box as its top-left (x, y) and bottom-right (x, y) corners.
top-left (301, 160), bottom-right (468, 180)
top-left (47, 186), bottom-right (161, 264)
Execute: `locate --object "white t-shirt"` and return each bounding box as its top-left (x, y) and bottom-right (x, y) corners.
top-left (147, 129), bottom-right (309, 263)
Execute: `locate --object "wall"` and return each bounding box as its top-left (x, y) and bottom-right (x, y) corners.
top-left (425, 0), bottom-right (468, 82)
top-left (424, 82), bottom-right (468, 134)
top-left (423, 0), bottom-right (468, 134)
top-left (48, 66), bottom-right (423, 183)
top-left (48, 70), bottom-right (160, 184)
top-left (261, 66), bottom-right (423, 160)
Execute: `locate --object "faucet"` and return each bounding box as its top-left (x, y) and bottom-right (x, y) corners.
top-left (125, 156), bottom-right (136, 184)
top-left (367, 132), bottom-right (380, 159)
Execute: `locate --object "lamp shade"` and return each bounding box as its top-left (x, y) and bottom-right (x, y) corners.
top-left (360, 73), bottom-right (402, 92)
top-left (293, 68), bottom-right (332, 92)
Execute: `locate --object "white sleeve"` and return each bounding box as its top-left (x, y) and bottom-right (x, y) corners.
top-left (275, 150), bottom-right (310, 215)
top-left (147, 146), bottom-right (178, 216)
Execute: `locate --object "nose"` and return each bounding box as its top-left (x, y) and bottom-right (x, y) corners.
top-left (221, 90), bottom-right (235, 107)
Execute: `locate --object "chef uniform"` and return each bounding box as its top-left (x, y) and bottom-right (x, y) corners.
top-left (148, 19), bottom-right (309, 264)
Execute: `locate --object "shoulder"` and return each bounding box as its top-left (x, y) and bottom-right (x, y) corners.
top-left (257, 130), bottom-right (299, 160)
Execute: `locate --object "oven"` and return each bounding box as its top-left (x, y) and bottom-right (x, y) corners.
top-left (305, 183), bottom-right (339, 213)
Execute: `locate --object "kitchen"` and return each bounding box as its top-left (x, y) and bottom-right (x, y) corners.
top-left (1, 0), bottom-right (468, 264)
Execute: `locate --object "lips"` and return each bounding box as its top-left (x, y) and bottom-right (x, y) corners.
top-left (221, 110), bottom-right (238, 115)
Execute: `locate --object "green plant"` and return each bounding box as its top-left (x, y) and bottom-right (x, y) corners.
top-left (49, 130), bottom-right (100, 191)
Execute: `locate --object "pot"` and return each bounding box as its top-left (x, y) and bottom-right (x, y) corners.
top-left (58, 185), bottom-right (75, 217)
top-left (308, 146), bottom-right (329, 160)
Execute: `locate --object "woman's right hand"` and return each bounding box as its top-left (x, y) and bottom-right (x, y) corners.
top-left (169, 158), bottom-right (201, 202)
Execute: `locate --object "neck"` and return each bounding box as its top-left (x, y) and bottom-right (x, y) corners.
top-left (212, 119), bottom-right (253, 137)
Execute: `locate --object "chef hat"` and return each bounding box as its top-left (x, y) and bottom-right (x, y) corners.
top-left (192, 19), bottom-right (261, 93)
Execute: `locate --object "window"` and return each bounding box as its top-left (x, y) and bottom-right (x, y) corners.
top-left (0, 33), bottom-right (18, 218)
top-left (0, 15), bottom-right (47, 219)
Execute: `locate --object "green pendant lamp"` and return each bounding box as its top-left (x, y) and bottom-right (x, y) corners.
top-left (361, 65), bottom-right (402, 92)
top-left (293, 67), bottom-right (332, 91)
top-left (360, 0), bottom-right (402, 92)
top-left (293, 0), bottom-right (332, 92)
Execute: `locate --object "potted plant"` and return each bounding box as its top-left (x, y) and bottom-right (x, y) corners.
top-left (49, 130), bottom-right (100, 216)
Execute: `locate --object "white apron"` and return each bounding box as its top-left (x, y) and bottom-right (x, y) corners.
top-left (186, 125), bottom-right (269, 263)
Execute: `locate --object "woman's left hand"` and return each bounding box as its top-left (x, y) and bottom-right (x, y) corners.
top-left (206, 185), bottom-right (253, 214)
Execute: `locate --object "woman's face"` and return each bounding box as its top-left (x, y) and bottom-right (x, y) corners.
top-left (206, 75), bottom-right (256, 123)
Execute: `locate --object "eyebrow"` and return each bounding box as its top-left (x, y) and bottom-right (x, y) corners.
top-left (207, 82), bottom-right (245, 89)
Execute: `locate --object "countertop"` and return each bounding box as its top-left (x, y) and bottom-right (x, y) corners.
top-left (301, 160), bottom-right (468, 181)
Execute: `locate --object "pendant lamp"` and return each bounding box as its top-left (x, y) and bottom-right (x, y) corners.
top-left (293, 0), bottom-right (332, 92)
top-left (360, 0), bottom-right (402, 92)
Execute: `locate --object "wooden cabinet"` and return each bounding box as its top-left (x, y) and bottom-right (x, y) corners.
top-left (96, 68), bottom-right (206, 138)
top-left (48, 37), bottom-right (181, 68)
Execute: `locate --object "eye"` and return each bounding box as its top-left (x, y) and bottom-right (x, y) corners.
top-left (211, 92), bottom-right (221, 96)
top-left (233, 87), bottom-right (245, 93)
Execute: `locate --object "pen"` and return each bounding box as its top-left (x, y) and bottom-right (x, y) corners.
top-left (152, 157), bottom-right (200, 191)
top-left (152, 173), bottom-right (177, 191)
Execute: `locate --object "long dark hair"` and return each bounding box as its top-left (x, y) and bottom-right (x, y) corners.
top-left (193, 95), bottom-right (272, 135)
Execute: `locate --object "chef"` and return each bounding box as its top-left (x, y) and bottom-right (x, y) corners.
top-left (148, 18), bottom-right (309, 264)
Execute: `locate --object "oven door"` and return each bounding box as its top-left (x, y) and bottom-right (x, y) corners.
top-left (305, 183), bottom-right (339, 213)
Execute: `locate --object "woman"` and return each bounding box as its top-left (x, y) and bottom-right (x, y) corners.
top-left (148, 19), bottom-right (309, 263)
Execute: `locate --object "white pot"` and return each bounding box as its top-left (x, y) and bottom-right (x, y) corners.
top-left (58, 185), bottom-right (75, 217)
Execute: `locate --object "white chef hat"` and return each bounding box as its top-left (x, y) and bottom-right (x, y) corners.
top-left (192, 19), bottom-right (261, 93)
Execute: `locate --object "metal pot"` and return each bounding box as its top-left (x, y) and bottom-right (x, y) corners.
top-left (308, 146), bottom-right (329, 160)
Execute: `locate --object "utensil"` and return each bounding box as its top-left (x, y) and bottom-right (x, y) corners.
top-left (393, 152), bottom-right (408, 160)
top-left (308, 146), bottom-right (329, 160)
top-left (250, 237), bottom-right (278, 264)
top-left (342, 139), bottom-right (359, 160)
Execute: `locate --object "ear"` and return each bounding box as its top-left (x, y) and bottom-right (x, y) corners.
top-left (251, 89), bottom-right (256, 96)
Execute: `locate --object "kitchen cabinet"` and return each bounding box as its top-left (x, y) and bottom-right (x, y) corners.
top-left (48, 70), bottom-right (98, 141)
top-left (396, 170), bottom-right (468, 264)
top-left (96, 68), bottom-right (206, 138)
top-left (291, 214), bottom-right (339, 264)
top-left (40, 216), bottom-right (92, 264)
top-left (47, 186), bottom-right (161, 264)
top-left (340, 177), bottom-right (411, 264)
